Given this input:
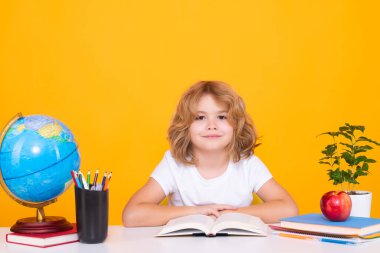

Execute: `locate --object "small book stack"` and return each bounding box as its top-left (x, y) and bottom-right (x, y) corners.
top-left (270, 213), bottom-right (380, 245)
top-left (6, 224), bottom-right (79, 248)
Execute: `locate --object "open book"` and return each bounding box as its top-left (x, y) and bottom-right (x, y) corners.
top-left (157, 213), bottom-right (268, 237)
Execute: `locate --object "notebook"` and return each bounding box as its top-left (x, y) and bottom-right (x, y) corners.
top-left (279, 213), bottom-right (380, 236)
top-left (6, 224), bottom-right (78, 248)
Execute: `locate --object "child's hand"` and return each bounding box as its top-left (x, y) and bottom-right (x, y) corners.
top-left (194, 204), bottom-right (237, 218)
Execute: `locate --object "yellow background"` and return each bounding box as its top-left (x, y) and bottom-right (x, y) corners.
top-left (1, 1), bottom-right (380, 226)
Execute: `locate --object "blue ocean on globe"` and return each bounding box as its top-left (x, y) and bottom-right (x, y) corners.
top-left (0, 115), bottom-right (80, 203)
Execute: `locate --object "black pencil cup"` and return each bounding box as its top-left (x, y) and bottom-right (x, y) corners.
top-left (75, 186), bottom-right (109, 243)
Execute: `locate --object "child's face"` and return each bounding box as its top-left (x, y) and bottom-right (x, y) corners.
top-left (189, 94), bottom-right (233, 154)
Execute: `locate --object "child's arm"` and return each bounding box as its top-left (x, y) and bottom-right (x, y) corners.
top-left (122, 178), bottom-right (236, 227)
top-left (222, 178), bottom-right (298, 223)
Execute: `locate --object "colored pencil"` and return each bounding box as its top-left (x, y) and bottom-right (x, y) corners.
top-left (93, 169), bottom-right (99, 186)
top-left (70, 170), bottom-right (79, 187)
top-left (103, 172), bottom-right (112, 191)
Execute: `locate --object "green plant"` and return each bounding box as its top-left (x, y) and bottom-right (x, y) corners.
top-left (319, 123), bottom-right (380, 193)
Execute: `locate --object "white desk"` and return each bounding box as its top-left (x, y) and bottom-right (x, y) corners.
top-left (1, 226), bottom-right (379, 253)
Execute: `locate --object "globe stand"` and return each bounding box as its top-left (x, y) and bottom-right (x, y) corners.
top-left (0, 113), bottom-right (77, 234)
top-left (10, 207), bottom-right (73, 234)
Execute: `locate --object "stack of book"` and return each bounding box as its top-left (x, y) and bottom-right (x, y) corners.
top-left (270, 213), bottom-right (380, 245)
top-left (6, 224), bottom-right (78, 248)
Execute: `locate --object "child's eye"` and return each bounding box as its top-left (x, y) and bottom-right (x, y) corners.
top-left (195, 115), bottom-right (206, 120)
top-left (217, 115), bottom-right (227, 120)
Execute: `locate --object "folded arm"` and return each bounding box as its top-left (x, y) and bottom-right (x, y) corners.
top-left (122, 178), bottom-right (236, 227)
top-left (222, 178), bottom-right (298, 223)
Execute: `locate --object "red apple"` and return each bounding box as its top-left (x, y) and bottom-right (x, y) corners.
top-left (320, 191), bottom-right (352, 221)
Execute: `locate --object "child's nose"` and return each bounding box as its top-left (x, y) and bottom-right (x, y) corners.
top-left (207, 120), bottom-right (217, 130)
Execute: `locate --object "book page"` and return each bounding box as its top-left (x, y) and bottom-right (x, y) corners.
top-left (211, 213), bottom-right (268, 236)
top-left (157, 214), bottom-right (215, 236)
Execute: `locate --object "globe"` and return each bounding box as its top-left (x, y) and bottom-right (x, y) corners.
top-left (0, 113), bottom-right (81, 233)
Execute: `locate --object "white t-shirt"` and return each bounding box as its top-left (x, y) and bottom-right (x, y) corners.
top-left (150, 150), bottom-right (272, 207)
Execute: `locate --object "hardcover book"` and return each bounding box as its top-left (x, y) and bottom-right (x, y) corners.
top-left (280, 213), bottom-right (380, 236)
top-left (6, 224), bottom-right (79, 248)
top-left (270, 225), bottom-right (380, 245)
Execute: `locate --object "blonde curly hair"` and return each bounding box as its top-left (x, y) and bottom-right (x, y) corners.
top-left (167, 81), bottom-right (258, 165)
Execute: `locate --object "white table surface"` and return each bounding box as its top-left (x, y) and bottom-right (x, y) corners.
top-left (1, 226), bottom-right (380, 253)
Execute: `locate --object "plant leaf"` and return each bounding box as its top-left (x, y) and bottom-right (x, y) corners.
top-left (321, 144), bottom-right (337, 156)
top-left (341, 152), bottom-right (355, 165)
top-left (328, 168), bottom-right (344, 185)
top-left (366, 159), bottom-right (376, 163)
top-left (354, 166), bottom-right (368, 179)
top-left (354, 155), bottom-right (368, 165)
top-left (340, 142), bottom-right (354, 152)
top-left (357, 136), bottom-right (380, 146)
top-left (354, 145), bottom-right (373, 154)
top-left (340, 132), bottom-right (353, 141)
top-left (318, 131), bottom-right (340, 138)
top-left (350, 124), bottom-right (365, 133)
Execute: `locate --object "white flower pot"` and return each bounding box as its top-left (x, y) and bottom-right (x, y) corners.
top-left (348, 191), bottom-right (372, 217)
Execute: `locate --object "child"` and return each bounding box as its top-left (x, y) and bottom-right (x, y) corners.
top-left (122, 81), bottom-right (298, 227)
